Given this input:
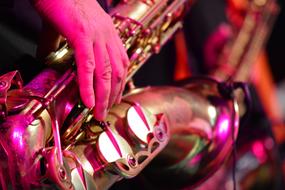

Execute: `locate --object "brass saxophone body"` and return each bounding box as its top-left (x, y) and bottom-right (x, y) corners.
top-left (0, 0), bottom-right (243, 189)
top-left (213, 0), bottom-right (279, 81)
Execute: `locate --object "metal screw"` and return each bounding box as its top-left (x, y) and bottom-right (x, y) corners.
top-left (127, 154), bottom-right (137, 168)
top-left (0, 81), bottom-right (6, 89)
top-left (59, 167), bottom-right (66, 180)
top-left (153, 44), bottom-right (161, 54)
top-left (96, 120), bottom-right (111, 129)
top-left (143, 28), bottom-right (151, 35)
top-left (0, 112), bottom-right (5, 120)
top-left (154, 127), bottom-right (165, 142)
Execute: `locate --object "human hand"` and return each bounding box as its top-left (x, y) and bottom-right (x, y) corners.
top-left (34, 0), bottom-right (130, 120)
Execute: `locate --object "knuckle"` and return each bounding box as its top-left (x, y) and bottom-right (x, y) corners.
top-left (103, 18), bottom-right (117, 36)
top-left (101, 62), bottom-right (112, 80)
top-left (119, 50), bottom-right (130, 69)
top-left (122, 57), bottom-right (130, 69)
top-left (117, 69), bottom-right (124, 78)
top-left (82, 60), bottom-right (95, 74)
top-left (69, 29), bottom-right (90, 46)
top-left (76, 26), bottom-right (88, 37)
top-left (113, 68), bottom-right (124, 83)
top-left (104, 15), bottom-right (114, 26)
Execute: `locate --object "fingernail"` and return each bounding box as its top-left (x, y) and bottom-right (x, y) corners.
top-left (102, 109), bottom-right (108, 119)
top-left (94, 109), bottom-right (108, 121)
top-left (87, 100), bottom-right (95, 109)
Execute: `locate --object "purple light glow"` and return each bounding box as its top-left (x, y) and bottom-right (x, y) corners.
top-left (252, 141), bottom-right (267, 163)
top-left (12, 129), bottom-right (24, 150)
top-left (65, 103), bottom-right (73, 115)
top-left (218, 117), bottom-right (230, 137)
top-left (188, 154), bottom-right (202, 166)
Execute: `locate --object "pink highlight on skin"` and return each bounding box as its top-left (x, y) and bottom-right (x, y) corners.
top-left (34, 0), bottom-right (130, 120)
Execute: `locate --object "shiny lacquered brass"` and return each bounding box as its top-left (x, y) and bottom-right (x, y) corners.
top-left (63, 78), bottom-right (242, 190)
top-left (212, 0), bottom-right (278, 82)
top-left (0, 0), bottom-right (246, 189)
top-left (139, 78), bottom-right (240, 189)
top-left (46, 0), bottom-right (194, 80)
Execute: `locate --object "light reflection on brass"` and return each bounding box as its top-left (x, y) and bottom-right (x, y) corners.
top-left (0, 0), bottom-right (250, 189)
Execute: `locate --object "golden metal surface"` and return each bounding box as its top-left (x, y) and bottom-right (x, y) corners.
top-left (0, 0), bottom-right (245, 189)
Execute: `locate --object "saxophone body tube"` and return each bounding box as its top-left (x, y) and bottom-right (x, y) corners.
top-left (0, 70), bottom-right (240, 189)
top-left (0, 0), bottom-right (243, 189)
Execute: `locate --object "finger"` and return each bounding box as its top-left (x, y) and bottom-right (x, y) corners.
top-left (93, 41), bottom-right (112, 120)
top-left (106, 44), bottom-right (125, 109)
top-left (115, 66), bottom-right (128, 104)
top-left (73, 39), bottom-right (95, 108)
top-left (114, 36), bottom-right (130, 103)
top-left (115, 34), bottom-right (130, 69)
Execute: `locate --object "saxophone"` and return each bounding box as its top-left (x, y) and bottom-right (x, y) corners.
top-left (0, 0), bottom-right (244, 189)
top-left (212, 0), bottom-right (278, 81)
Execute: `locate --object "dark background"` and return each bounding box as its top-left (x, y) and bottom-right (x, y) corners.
top-left (0, 0), bottom-right (284, 85)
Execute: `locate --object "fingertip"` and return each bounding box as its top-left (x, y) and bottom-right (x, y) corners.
top-left (83, 99), bottom-right (95, 109)
top-left (115, 69), bottom-right (127, 105)
top-left (77, 71), bottom-right (95, 109)
top-left (115, 95), bottom-right (122, 104)
top-left (93, 108), bottom-right (107, 121)
top-left (73, 41), bottom-right (96, 109)
top-left (81, 90), bottom-right (95, 108)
